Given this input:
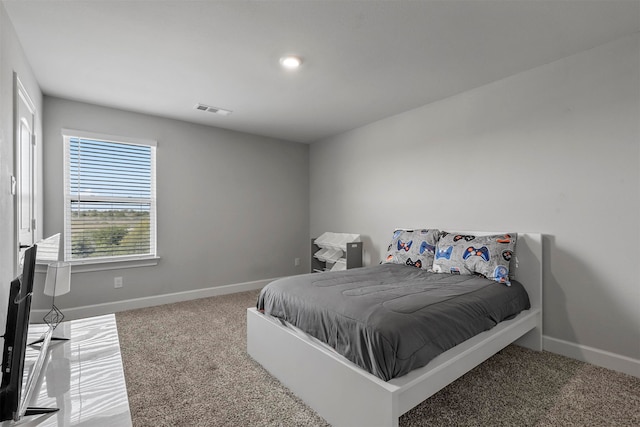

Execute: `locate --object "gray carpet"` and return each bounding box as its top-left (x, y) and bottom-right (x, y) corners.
top-left (116, 290), bottom-right (640, 426)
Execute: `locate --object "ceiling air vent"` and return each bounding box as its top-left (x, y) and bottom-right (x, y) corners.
top-left (194, 103), bottom-right (232, 116)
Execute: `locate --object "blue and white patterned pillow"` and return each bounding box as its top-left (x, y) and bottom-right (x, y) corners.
top-left (431, 232), bottom-right (516, 285)
top-left (383, 229), bottom-right (440, 270)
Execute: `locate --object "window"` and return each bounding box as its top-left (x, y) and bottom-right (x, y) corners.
top-left (63, 129), bottom-right (157, 263)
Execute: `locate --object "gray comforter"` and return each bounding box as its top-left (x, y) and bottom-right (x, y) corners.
top-left (257, 264), bottom-right (531, 381)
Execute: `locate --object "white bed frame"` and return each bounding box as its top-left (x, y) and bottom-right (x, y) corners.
top-left (247, 232), bottom-right (542, 427)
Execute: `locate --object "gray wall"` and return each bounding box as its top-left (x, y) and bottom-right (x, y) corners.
top-left (310, 34), bottom-right (640, 361)
top-left (42, 97), bottom-right (309, 310)
top-left (0, 3), bottom-right (43, 330)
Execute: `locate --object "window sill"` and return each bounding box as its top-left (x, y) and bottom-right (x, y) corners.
top-left (36, 256), bottom-right (160, 274)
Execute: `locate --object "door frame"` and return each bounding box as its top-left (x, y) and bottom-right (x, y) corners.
top-left (13, 72), bottom-right (37, 273)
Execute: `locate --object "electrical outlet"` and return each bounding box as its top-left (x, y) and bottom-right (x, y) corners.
top-left (294, 258), bottom-right (301, 267)
top-left (114, 277), bottom-right (123, 288)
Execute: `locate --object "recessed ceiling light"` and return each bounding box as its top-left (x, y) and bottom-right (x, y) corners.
top-left (280, 55), bottom-right (303, 70)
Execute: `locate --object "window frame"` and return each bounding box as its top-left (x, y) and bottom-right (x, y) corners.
top-left (62, 129), bottom-right (158, 269)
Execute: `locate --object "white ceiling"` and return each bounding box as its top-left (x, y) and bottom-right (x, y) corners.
top-left (3, 0), bottom-right (639, 143)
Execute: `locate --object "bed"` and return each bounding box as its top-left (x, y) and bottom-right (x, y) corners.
top-left (247, 231), bottom-right (542, 427)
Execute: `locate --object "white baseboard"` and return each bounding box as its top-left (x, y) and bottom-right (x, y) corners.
top-left (543, 335), bottom-right (640, 378)
top-left (32, 277), bottom-right (275, 322)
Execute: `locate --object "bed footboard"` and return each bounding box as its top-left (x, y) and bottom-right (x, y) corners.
top-left (247, 306), bottom-right (541, 427)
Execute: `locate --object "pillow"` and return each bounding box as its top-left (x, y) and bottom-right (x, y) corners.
top-left (382, 229), bottom-right (440, 270)
top-left (431, 232), bottom-right (516, 285)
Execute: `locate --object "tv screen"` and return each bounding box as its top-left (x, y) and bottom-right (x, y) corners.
top-left (0, 244), bottom-right (37, 422)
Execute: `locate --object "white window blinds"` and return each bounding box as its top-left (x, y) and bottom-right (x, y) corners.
top-left (63, 130), bottom-right (157, 261)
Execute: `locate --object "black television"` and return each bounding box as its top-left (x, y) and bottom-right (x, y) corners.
top-left (0, 244), bottom-right (58, 422)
